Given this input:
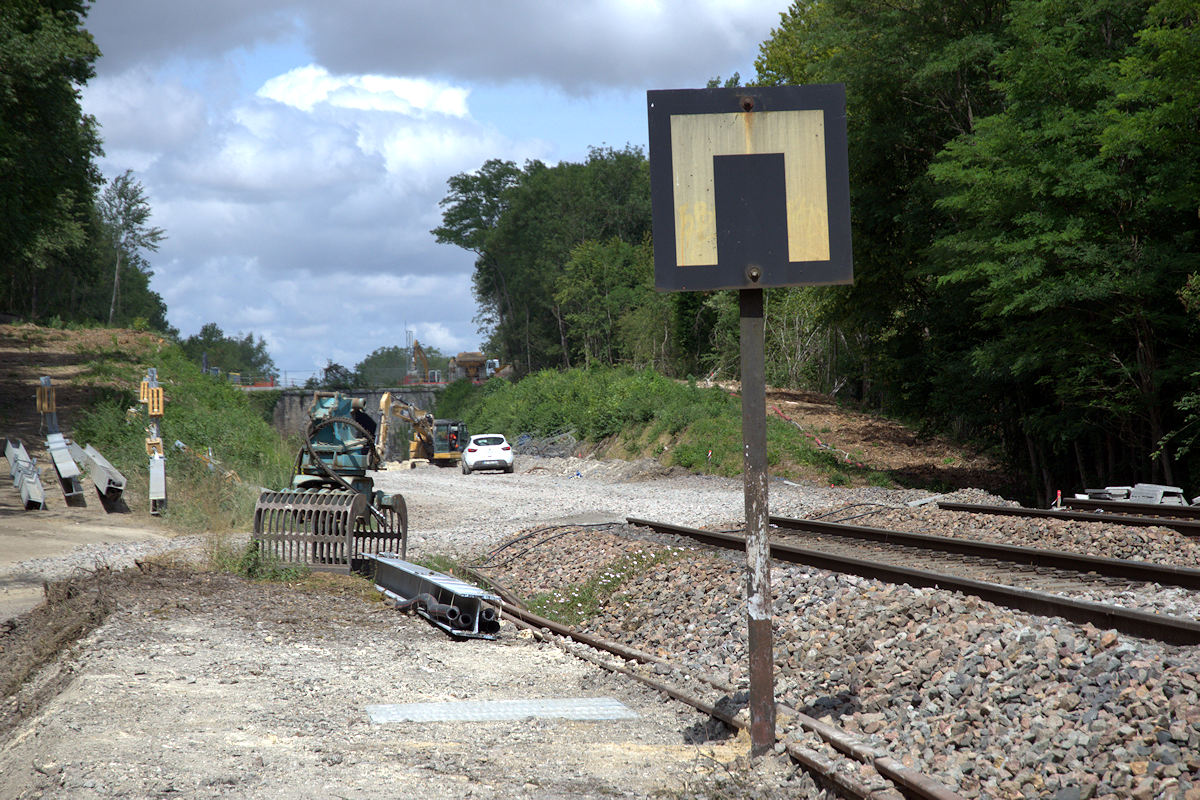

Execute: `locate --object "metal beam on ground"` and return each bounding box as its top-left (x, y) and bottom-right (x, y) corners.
top-left (5, 439), bottom-right (45, 510)
top-left (360, 553), bottom-right (501, 639)
top-left (68, 441), bottom-right (126, 503)
top-left (45, 432), bottom-right (83, 503)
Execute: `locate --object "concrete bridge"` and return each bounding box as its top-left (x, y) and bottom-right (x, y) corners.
top-left (272, 387), bottom-right (442, 460)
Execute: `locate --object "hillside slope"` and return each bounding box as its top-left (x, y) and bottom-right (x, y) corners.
top-left (747, 383), bottom-right (1011, 493)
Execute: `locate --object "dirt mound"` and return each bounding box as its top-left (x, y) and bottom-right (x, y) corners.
top-left (0, 567), bottom-right (119, 738)
top-left (711, 380), bottom-right (1015, 494)
top-left (0, 323), bottom-right (163, 464)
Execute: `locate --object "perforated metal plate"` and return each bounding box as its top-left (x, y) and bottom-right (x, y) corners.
top-left (366, 697), bottom-right (638, 723)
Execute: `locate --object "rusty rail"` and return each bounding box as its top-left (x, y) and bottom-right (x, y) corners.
top-left (626, 517), bottom-right (1200, 645)
top-left (936, 501), bottom-right (1200, 536)
top-left (1061, 497), bottom-right (1200, 520)
top-left (465, 567), bottom-right (964, 800)
top-left (769, 513), bottom-right (1200, 589)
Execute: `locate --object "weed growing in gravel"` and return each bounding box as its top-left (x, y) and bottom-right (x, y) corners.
top-left (526, 546), bottom-right (682, 626)
top-left (210, 538), bottom-right (310, 582)
top-left (412, 554), bottom-right (460, 575)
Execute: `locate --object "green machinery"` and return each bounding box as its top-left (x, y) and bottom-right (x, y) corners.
top-left (253, 392), bottom-right (407, 570)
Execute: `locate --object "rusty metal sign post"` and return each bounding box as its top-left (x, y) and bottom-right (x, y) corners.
top-left (739, 287), bottom-right (775, 750)
top-left (648, 84), bottom-right (852, 756)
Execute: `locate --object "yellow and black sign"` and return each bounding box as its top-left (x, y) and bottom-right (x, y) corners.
top-left (647, 85), bottom-right (853, 291)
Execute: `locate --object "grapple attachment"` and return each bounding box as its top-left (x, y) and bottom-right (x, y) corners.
top-left (253, 488), bottom-right (407, 572)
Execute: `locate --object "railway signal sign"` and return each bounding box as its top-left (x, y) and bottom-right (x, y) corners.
top-left (647, 84), bottom-right (852, 292)
top-left (647, 83), bottom-right (854, 757)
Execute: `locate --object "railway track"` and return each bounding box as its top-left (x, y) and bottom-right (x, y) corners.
top-left (626, 515), bottom-right (1200, 645)
top-left (1060, 497), bottom-right (1200, 519)
top-left (936, 500), bottom-right (1200, 536)
top-left (460, 565), bottom-right (966, 800)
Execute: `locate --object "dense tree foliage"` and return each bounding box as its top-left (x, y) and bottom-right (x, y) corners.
top-left (755, 0), bottom-right (1200, 500)
top-left (353, 345), bottom-right (410, 387)
top-left (0, 2), bottom-right (171, 332)
top-left (180, 323), bottom-right (278, 382)
top-left (0, 0), bottom-right (102, 317)
top-left (351, 343), bottom-right (449, 386)
top-left (434, 146), bottom-right (658, 373)
top-left (432, 0), bottom-right (1200, 500)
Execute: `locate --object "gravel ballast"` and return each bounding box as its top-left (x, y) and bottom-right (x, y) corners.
top-left (2, 456), bottom-right (1199, 799)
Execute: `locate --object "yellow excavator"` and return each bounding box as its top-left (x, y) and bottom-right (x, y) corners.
top-left (376, 392), bottom-right (468, 467)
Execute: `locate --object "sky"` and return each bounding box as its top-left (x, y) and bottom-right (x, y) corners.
top-left (81, 1), bottom-right (789, 384)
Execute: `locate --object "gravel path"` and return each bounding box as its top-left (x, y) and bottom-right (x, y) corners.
top-left (3, 456), bottom-right (1199, 799)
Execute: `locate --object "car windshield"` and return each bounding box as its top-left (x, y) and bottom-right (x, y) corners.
top-left (473, 436), bottom-right (505, 447)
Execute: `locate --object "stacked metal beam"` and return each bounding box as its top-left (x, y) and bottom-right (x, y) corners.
top-left (46, 432), bottom-right (83, 502)
top-left (68, 440), bottom-right (127, 503)
top-left (5, 439), bottom-right (45, 510)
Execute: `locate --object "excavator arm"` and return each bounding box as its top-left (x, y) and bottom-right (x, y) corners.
top-left (377, 392), bottom-right (435, 462)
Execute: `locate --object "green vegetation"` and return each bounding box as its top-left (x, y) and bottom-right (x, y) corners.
top-left (438, 366), bottom-right (890, 486)
top-left (525, 547), bottom-right (680, 626)
top-left (412, 554), bottom-right (461, 576)
top-left (751, 0), bottom-right (1200, 502)
top-left (72, 339), bottom-right (295, 533)
top-left (7, 0), bottom-right (1199, 505)
top-left (209, 539), bottom-right (311, 582)
top-left (430, 0), bottom-right (1200, 503)
top-left (179, 322), bottom-right (277, 383)
top-left (432, 148), bottom-right (659, 374)
top-left (1, 3), bottom-right (171, 332)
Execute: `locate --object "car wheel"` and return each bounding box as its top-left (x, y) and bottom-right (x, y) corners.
top-left (461, 462), bottom-right (471, 475)
top-left (505, 463), bottom-right (514, 474)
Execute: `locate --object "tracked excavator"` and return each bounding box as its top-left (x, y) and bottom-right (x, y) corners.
top-left (252, 392), bottom-right (408, 569)
top-left (377, 392), bottom-right (467, 467)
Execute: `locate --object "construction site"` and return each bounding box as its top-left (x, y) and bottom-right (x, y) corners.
top-left (3, 324), bottom-right (1200, 800)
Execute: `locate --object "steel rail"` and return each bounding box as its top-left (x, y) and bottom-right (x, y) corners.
top-left (458, 565), bottom-right (963, 800)
top-left (626, 517), bottom-right (1200, 646)
top-left (936, 501), bottom-right (1200, 536)
top-left (768, 514), bottom-right (1200, 589)
top-left (1062, 497), bottom-right (1200, 519)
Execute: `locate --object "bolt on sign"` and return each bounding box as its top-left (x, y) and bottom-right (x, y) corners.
top-left (646, 84), bottom-right (853, 292)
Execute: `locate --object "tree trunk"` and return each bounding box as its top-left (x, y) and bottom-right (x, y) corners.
top-left (108, 250), bottom-right (123, 325)
top-left (1073, 440), bottom-right (1089, 490)
top-left (553, 303), bottom-right (571, 369)
top-left (524, 308), bottom-right (532, 375)
top-left (1024, 432), bottom-right (1041, 504)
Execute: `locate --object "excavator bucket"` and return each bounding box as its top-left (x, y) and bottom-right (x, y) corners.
top-left (253, 488), bottom-right (408, 572)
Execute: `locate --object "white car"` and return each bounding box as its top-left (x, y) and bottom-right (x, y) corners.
top-left (462, 434), bottom-right (514, 474)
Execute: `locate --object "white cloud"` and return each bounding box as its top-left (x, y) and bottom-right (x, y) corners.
top-left (258, 65), bottom-right (469, 117)
top-left (79, 0), bottom-right (784, 372)
top-left (82, 68), bottom-right (207, 171)
top-left (87, 2), bottom-right (781, 94)
top-left (358, 274), bottom-right (443, 298)
top-left (414, 322), bottom-right (470, 354)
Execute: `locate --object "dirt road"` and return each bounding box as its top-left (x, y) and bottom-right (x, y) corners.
top-left (0, 460), bottom-right (847, 800)
top-left (0, 482), bottom-right (168, 622)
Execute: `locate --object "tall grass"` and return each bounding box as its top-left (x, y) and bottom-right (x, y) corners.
top-left (437, 366), bottom-right (891, 485)
top-left (72, 343), bottom-right (295, 532)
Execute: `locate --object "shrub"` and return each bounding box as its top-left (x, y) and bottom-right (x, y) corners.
top-left (427, 364), bottom-right (894, 486)
top-left (72, 341), bottom-right (295, 531)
